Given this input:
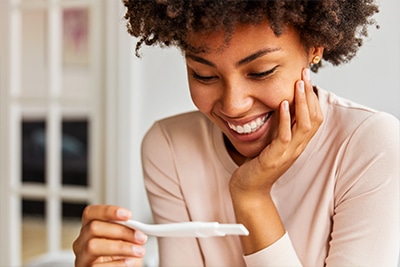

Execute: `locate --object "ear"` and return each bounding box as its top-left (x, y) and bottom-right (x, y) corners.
top-left (308, 46), bottom-right (324, 64)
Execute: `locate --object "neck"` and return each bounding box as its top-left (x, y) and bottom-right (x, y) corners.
top-left (223, 134), bottom-right (247, 166)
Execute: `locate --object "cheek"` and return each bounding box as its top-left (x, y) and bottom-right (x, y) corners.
top-left (257, 79), bottom-right (296, 109)
top-left (188, 82), bottom-right (214, 113)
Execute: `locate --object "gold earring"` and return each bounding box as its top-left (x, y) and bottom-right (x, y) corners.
top-left (312, 55), bottom-right (321, 65)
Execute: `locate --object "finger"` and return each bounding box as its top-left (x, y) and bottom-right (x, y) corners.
top-left (293, 80), bottom-right (311, 136)
top-left (302, 68), bottom-right (312, 91)
top-left (93, 261), bottom-right (127, 267)
top-left (302, 68), bottom-right (323, 124)
top-left (87, 238), bottom-right (146, 258)
top-left (82, 220), bottom-right (137, 243)
top-left (277, 100), bottom-right (292, 146)
top-left (93, 257), bottom-right (143, 267)
top-left (75, 238), bottom-right (145, 266)
top-left (74, 220), bottom-right (148, 258)
top-left (259, 100), bottom-right (292, 165)
top-left (82, 205), bottom-right (132, 226)
top-left (73, 220), bottom-right (148, 267)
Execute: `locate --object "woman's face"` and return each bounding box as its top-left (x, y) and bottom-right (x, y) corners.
top-left (185, 21), bottom-right (315, 160)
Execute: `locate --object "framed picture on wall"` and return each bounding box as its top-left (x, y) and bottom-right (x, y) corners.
top-left (62, 7), bottom-right (89, 65)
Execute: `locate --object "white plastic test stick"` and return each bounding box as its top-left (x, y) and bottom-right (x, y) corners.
top-left (115, 220), bottom-right (249, 238)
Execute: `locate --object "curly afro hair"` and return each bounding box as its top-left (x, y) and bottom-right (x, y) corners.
top-left (123, 0), bottom-right (379, 72)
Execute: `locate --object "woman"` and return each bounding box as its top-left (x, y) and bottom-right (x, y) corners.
top-left (73, 1), bottom-right (399, 266)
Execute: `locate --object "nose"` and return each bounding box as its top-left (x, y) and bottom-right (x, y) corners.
top-left (219, 80), bottom-right (253, 118)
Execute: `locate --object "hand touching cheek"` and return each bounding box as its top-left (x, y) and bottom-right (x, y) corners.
top-left (230, 67), bottom-right (323, 195)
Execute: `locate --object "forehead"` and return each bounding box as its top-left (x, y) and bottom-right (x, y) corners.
top-left (184, 21), bottom-right (303, 56)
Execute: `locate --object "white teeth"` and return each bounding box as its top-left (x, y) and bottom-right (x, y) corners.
top-left (228, 114), bottom-right (270, 134)
top-left (250, 121), bottom-right (257, 130)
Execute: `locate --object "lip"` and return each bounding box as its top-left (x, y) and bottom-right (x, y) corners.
top-left (223, 112), bottom-right (274, 142)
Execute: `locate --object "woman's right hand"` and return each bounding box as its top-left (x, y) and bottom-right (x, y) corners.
top-left (73, 205), bottom-right (148, 267)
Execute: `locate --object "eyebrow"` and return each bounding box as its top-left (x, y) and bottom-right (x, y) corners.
top-left (237, 48), bottom-right (281, 66)
top-left (185, 47), bottom-right (281, 68)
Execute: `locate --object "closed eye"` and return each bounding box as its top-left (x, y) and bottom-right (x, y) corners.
top-left (248, 65), bottom-right (279, 79)
top-left (191, 71), bottom-right (218, 83)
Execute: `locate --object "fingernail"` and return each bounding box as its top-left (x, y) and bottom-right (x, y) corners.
top-left (134, 231), bottom-right (148, 243)
top-left (282, 100), bottom-right (289, 111)
top-left (116, 208), bottom-right (131, 219)
top-left (298, 80), bottom-right (305, 93)
top-left (132, 245), bottom-right (146, 256)
top-left (125, 258), bottom-right (138, 266)
top-left (304, 68), bottom-right (311, 81)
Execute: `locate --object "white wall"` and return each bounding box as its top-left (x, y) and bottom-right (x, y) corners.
top-left (312, 0), bottom-right (399, 118)
top-left (127, 47), bottom-right (195, 223)
top-left (133, 47), bottom-right (196, 139)
top-left (107, 3), bottom-right (195, 224)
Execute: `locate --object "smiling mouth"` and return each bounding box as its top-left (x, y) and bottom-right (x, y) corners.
top-left (227, 112), bottom-right (273, 134)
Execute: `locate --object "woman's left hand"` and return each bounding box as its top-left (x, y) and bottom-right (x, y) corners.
top-left (230, 68), bottom-right (323, 195)
top-left (229, 68), bottom-right (323, 254)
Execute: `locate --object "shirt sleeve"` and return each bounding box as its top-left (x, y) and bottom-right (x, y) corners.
top-left (326, 112), bottom-right (399, 266)
top-left (244, 232), bottom-right (302, 267)
top-left (141, 122), bottom-right (204, 267)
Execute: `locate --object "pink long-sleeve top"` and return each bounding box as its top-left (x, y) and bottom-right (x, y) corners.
top-left (141, 88), bottom-right (399, 266)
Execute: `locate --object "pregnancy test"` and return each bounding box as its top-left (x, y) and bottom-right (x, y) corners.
top-left (115, 220), bottom-right (249, 238)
